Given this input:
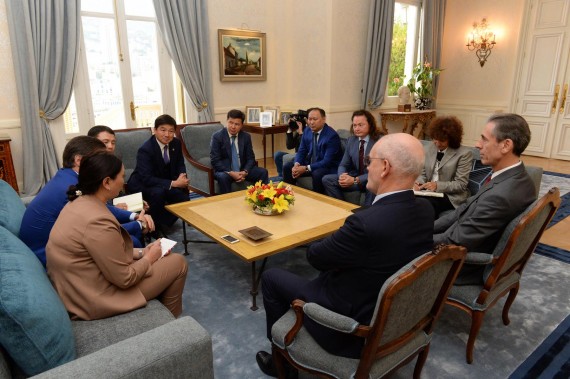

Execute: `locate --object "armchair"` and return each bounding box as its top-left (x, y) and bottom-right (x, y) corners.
top-left (271, 245), bottom-right (466, 379)
top-left (113, 127), bottom-right (153, 182)
top-left (445, 187), bottom-right (561, 363)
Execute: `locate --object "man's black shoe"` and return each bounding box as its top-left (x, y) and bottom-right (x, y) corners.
top-left (256, 350), bottom-right (298, 378)
top-left (256, 351), bottom-right (277, 377)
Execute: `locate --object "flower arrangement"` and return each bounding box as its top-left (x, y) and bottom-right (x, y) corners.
top-left (245, 181), bottom-right (295, 214)
top-left (406, 57), bottom-right (442, 100)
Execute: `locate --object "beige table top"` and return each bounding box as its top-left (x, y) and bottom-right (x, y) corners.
top-left (166, 186), bottom-right (358, 262)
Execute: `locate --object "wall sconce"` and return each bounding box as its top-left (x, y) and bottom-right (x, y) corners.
top-left (466, 18), bottom-right (496, 67)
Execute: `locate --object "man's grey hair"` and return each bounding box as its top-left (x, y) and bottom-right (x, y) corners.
top-left (379, 134), bottom-right (424, 178)
top-left (487, 113), bottom-right (531, 156)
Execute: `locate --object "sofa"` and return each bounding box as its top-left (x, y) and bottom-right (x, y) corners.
top-left (0, 179), bottom-right (214, 378)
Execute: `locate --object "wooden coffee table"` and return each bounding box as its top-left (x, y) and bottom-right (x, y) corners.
top-left (166, 186), bottom-right (358, 310)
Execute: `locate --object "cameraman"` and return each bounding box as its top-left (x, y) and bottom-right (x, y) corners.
top-left (273, 112), bottom-right (306, 177)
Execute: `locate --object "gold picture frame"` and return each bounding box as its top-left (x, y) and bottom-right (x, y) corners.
top-left (218, 29), bottom-right (267, 82)
top-left (245, 106), bottom-right (263, 124)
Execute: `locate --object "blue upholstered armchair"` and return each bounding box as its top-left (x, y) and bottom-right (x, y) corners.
top-left (271, 245), bottom-right (466, 379)
top-left (445, 187), bottom-right (561, 363)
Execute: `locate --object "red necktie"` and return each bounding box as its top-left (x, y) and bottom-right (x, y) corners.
top-left (358, 139), bottom-right (365, 175)
top-left (484, 175), bottom-right (491, 185)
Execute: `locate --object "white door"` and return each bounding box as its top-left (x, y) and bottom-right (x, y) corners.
top-left (514, 0), bottom-right (570, 160)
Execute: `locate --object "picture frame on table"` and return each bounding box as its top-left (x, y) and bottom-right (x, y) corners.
top-left (263, 106), bottom-right (280, 125)
top-left (280, 111), bottom-right (293, 125)
top-left (259, 111), bottom-right (273, 128)
top-left (218, 29), bottom-right (267, 82)
top-left (245, 106), bottom-right (263, 124)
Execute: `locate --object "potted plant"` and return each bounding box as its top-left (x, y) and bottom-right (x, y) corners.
top-left (406, 57), bottom-right (442, 110)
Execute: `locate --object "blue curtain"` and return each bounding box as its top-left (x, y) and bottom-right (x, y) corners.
top-left (153, 0), bottom-right (214, 121)
top-left (361, 0), bottom-right (395, 109)
top-left (5, 0), bottom-right (80, 195)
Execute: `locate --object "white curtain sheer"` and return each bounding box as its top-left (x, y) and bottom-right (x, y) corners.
top-left (361, 0), bottom-right (395, 109)
top-left (5, 0), bottom-right (80, 195)
top-left (153, 0), bottom-right (214, 121)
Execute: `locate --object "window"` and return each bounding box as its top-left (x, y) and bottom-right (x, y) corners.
top-left (387, 1), bottom-right (421, 96)
top-left (65, 0), bottom-right (175, 134)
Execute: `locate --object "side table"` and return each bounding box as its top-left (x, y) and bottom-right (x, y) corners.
top-left (379, 109), bottom-right (436, 139)
top-left (242, 124), bottom-right (289, 168)
top-left (0, 135), bottom-right (18, 192)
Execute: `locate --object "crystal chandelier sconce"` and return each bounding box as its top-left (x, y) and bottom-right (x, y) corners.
top-left (466, 18), bottom-right (496, 67)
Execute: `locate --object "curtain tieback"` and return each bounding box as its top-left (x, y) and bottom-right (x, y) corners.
top-left (39, 109), bottom-right (47, 120)
top-left (196, 101), bottom-right (208, 111)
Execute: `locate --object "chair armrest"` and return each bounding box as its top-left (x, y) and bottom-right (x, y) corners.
top-left (33, 317), bottom-right (213, 379)
top-left (303, 302), bottom-right (360, 333)
top-left (465, 252), bottom-right (495, 265)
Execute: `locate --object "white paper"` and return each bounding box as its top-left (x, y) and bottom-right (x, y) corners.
top-left (160, 238), bottom-right (177, 257)
top-left (413, 190), bottom-right (444, 198)
top-left (113, 192), bottom-right (143, 212)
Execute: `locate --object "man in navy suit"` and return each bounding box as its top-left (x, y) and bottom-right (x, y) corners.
top-left (210, 109), bottom-right (269, 194)
top-left (323, 109), bottom-right (382, 205)
top-left (256, 133), bottom-right (434, 376)
top-left (283, 108), bottom-right (342, 194)
top-left (128, 114), bottom-right (189, 227)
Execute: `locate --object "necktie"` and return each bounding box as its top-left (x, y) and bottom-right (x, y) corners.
top-left (311, 133), bottom-right (319, 163)
top-left (163, 145), bottom-right (170, 164)
top-left (358, 139), bottom-right (365, 175)
top-left (484, 175), bottom-right (492, 185)
top-left (436, 151), bottom-right (444, 162)
top-left (231, 136), bottom-right (240, 172)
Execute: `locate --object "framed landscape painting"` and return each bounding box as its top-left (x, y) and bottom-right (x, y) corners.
top-left (218, 29), bottom-right (266, 82)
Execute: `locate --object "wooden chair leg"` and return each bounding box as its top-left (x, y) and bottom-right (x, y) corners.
top-left (413, 344), bottom-right (430, 379)
top-left (467, 310), bottom-right (485, 364)
top-left (272, 345), bottom-right (288, 379)
top-left (502, 285), bottom-right (519, 326)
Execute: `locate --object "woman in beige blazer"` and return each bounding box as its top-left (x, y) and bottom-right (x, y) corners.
top-left (47, 152), bottom-right (188, 320)
top-left (414, 116), bottom-right (473, 217)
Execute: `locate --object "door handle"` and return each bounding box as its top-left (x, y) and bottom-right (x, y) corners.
top-left (552, 84), bottom-right (560, 114)
top-left (560, 84), bottom-right (567, 114)
top-left (130, 101), bottom-right (138, 121)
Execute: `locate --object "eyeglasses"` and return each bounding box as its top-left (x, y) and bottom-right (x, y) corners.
top-left (364, 155), bottom-right (385, 166)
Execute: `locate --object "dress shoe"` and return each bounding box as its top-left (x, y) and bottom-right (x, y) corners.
top-left (256, 351), bottom-right (277, 377)
top-left (256, 351), bottom-right (298, 378)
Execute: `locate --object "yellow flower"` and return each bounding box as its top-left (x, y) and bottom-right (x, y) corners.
top-left (261, 186), bottom-right (277, 199)
top-left (272, 195), bottom-right (290, 213)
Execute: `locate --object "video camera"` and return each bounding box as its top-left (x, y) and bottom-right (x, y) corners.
top-left (288, 109), bottom-right (309, 131)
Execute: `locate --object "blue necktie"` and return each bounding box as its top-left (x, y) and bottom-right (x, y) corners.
top-left (163, 145), bottom-right (170, 164)
top-left (311, 132), bottom-right (319, 163)
top-left (231, 136), bottom-right (240, 172)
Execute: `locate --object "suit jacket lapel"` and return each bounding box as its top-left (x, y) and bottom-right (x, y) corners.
top-left (439, 147), bottom-right (456, 168)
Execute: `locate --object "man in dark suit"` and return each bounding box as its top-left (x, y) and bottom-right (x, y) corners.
top-left (283, 107), bottom-right (342, 194)
top-left (434, 113), bottom-right (536, 256)
top-left (128, 114), bottom-right (189, 227)
top-left (256, 133), bottom-right (434, 376)
top-left (323, 109), bottom-right (382, 205)
top-left (210, 109), bottom-right (269, 194)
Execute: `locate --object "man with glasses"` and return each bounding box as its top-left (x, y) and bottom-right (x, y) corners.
top-left (256, 133), bottom-right (434, 376)
top-left (434, 114), bottom-right (536, 277)
top-left (323, 110), bottom-right (382, 205)
top-left (282, 107), bottom-right (342, 194)
top-left (128, 114), bottom-right (189, 229)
